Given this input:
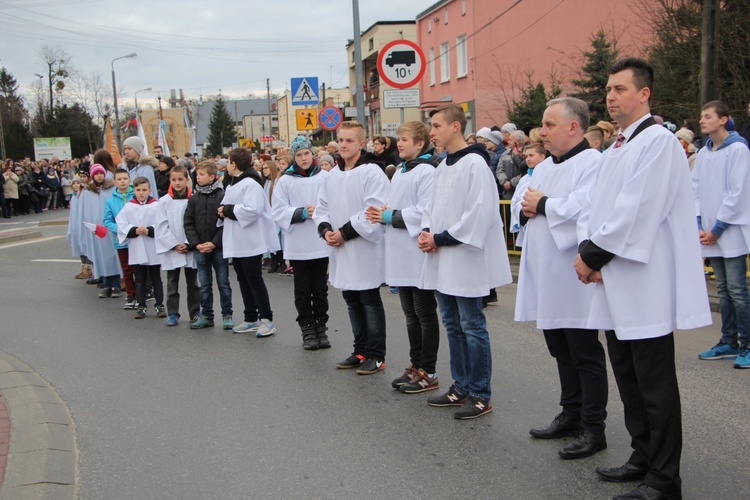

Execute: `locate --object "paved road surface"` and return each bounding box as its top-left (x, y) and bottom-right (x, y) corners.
top-left (0, 213), bottom-right (746, 499)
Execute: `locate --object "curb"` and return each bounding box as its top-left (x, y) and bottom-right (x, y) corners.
top-left (38, 220), bottom-right (68, 227)
top-left (0, 352), bottom-right (77, 500)
top-left (0, 232), bottom-right (42, 246)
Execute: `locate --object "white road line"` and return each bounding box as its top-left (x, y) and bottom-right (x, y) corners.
top-left (0, 236), bottom-right (64, 249)
top-left (31, 259), bottom-right (80, 263)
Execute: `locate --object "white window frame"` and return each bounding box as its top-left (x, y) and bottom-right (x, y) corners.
top-left (456, 35), bottom-right (468, 78)
top-left (440, 42), bottom-right (450, 82)
top-left (429, 47), bottom-right (436, 86)
top-left (462, 0), bottom-right (466, 16)
top-left (427, 18), bottom-right (432, 33)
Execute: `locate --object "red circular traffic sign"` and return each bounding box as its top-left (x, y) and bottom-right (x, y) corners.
top-left (319, 106), bottom-right (343, 131)
top-left (377, 39), bottom-right (426, 89)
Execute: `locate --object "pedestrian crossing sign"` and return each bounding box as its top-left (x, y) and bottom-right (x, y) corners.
top-left (296, 109), bottom-right (318, 131)
top-left (291, 77), bottom-right (319, 106)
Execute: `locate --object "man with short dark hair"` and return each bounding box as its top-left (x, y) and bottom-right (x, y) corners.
top-left (575, 57), bottom-right (711, 500)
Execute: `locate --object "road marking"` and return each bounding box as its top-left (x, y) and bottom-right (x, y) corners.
top-left (31, 259), bottom-right (80, 263)
top-left (0, 236), bottom-right (64, 249)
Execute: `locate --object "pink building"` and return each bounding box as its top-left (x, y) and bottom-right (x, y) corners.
top-left (417, 0), bottom-right (643, 132)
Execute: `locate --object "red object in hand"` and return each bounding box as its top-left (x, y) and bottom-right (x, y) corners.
top-left (83, 222), bottom-right (109, 239)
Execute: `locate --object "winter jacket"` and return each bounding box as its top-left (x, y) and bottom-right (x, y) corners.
top-left (3, 172), bottom-right (19, 199)
top-left (16, 172), bottom-right (28, 196)
top-left (103, 186), bottom-right (135, 250)
top-left (183, 181), bottom-right (224, 250)
top-left (154, 167), bottom-right (172, 199)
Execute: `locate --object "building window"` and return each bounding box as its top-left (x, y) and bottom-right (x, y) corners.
top-left (462, 0), bottom-right (466, 15)
top-left (429, 47), bottom-right (436, 86)
top-left (427, 19), bottom-right (431, 33)
top-left (440, 42), bottom-right (450, 82)
top-left (368, 38), bottom-right (374, 51)
top-left (444, 8), bottom-right (449, 24)
top-left (456, 35), bottom-right (467, 77)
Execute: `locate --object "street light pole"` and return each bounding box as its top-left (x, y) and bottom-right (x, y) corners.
top-left (111, 53), bottom-right (137, 153)
top-left (134, 87), bottom-right (152, 134)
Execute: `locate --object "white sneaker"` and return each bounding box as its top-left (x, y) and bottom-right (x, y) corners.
top-left (255, 318), bottom-right (276, 337)
top-left (232, 320), bottom-right (260, 334)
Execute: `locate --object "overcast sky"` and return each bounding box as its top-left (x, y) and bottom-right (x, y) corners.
top-left (0, 0), bottom-right (430, 108)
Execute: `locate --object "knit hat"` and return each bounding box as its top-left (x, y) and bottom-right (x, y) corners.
top-left (320, 154), bottom-right (334, 166)
top-left (675, 129), bottom-right (694, 144)
top-left (89, 164), bottom-right (106, 178)
top-left (500, 123), bottom-right (517, 133)
top-left (476, 127), bottom-right (502, 146)
top-left (123, 136), bottom-right (145, 154)
top-left (291, 136), bottom-right (313, 157)
top-left (217, 159), bottom-right (228, 168)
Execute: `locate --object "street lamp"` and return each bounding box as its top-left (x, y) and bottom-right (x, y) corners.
top-left (111, 52), bottom-right (137, 152)
top-left (134, 87), bottom-right (152, 125)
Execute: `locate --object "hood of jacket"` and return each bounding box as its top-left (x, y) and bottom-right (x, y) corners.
top-left (705, 130), bottom-right (749, 151)
top-left (445, 143), bottom-right (491, 166)
top-left (227, 169), bottom-right (263, 187)
top-left (335, 151), bottom-right (385, 171)
top-left (400, 152), bottom-right (441, 173)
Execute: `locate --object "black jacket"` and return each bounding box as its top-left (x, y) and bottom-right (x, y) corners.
top-left (184, 182), bottom-right (224, 250)
top-left (154, 168), bottom-right (172, 199)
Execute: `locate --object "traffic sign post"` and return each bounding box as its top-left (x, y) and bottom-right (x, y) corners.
top-left (291, 77), bottom-right (320, 106)
top-left (319, 106), bottom-right (343, 131)
top-left (377, 40), bottom-right (426, 90)
top-left (295, 109), bottom-right (318, 131)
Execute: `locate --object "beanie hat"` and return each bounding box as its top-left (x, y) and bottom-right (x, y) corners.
top-left (123, 136), bottom-right (145, 154)
top-left (89, 164), bottom-right (106, 178)
top-left (675, 129), bottom-right (694, 144)
top-left (477, 127), bottom-right (501, 146)
top-left (500, 123), bottom-right (518, 133)
top-left (320, 154), bottom-right (334, 166)
top-left (291, 136), bottom-right (313, 157)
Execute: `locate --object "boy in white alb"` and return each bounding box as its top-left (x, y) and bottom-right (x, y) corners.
top-left (116, 177), bottom-right (165, 319)
top-left (155, 165), bottom-right (200, 326)
top-left (313, 120), bottom-right (390, 375)
top-left (272, 136), bottom-right (331, 350)
top-left (692, 100), bottom-right (750, 369)
top-left (509, 142), bottom-right (547, 248)
top-left (418, 104), bottom-right (513, 420)
top-left (365, 121), bottom-right (441, 393)
top-left (219, 147), bottom-right (280, 337)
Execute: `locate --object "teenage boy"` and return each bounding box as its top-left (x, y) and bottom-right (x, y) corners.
top-left (219, 147), bottom-right (279, 337)
top-left (103, 168), bottom-right (137, 308)
top-left (418, 104), bottom-right (512, 419)
top-left (365, 121), bottom-right (441, 392)
top-left (313, 121), bottom-right (390, 375)
top-left (156, 165), bottom-right (200, 326)
top-left (272, 136), bottom-right (331, 350)
top-left (692, 100), bottom-right (750, 369)
top-left (184, 161), bottom-right (233, 330)
top-left (115, 177), bottom-right (166, 319)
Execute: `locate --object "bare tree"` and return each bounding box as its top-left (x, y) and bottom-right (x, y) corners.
top-left (37, 45), bottom-right (73, 115)
top-left (67, 70), bottom-right (116, 129)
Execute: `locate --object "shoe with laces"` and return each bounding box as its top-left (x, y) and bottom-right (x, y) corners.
top-left (166, 314), bottom-right (179, 327)
top-left (191, 315), bottom-right (214, 329)
top-left (734, 345), bottom-right (750, 369)
top-left (699, 341), bottom-right (740, 360)
top-left (110, 287), bottom-right (122, 298)
top-left (400, 369), bottom-right (439, 394)
top-left (454, 396), bottom-right (493, 420)
top-left (336, 353), bottom-right (366, 369)
top-left (280, 267), bottom-right (294, 276)
top-left (98, 287), bottom-right (113, 298)
top-left (135, 306), bottom-right (147, 319)
top-left (222, 315), bottom-right (234, 330)
top-left (357, 358), bottom-right (385, 375)
top-left (391, 366), bottom-right (418, 388)
top-left (232, 320), bottom-right (260, 334)
top-left (427, 386), bottom-right (467, 407)
top-left (123, 297), bottom-right (137, 310)
top-left (155, 305), bottom-right (167, 318)
top-left (255, 319), bottom-right (276, 337)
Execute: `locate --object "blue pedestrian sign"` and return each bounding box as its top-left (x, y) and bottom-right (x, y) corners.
top-left (291, 77), bottom-right (319, 106)
top-left (319, 106), bottom-right (343, 131)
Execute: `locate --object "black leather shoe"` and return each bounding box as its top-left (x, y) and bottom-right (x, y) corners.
top-left (596, 462), bottom-right (648, 483)
top-left (558, 429), bottom-right (606, 459)
top-left (613, 483), bottom-right (679, 500)
top-left (86, 277), bottom-right (103, 285)
top-left (529, 413), bottom-right (581, 439)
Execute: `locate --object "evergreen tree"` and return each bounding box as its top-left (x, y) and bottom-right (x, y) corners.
top-left (508, 80), bottom-right (561, 133)
top-left (206, 96), bottom-right (236, 156)
top-left (0, 68), bottom-right (33, 159)
top-left (39, 103), bottom-right (101, 158)
top-left (570, 29), bottom-right (619, 123)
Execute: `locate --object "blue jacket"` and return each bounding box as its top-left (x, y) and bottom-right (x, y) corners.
top-left (103, 186), bottom-right (134, 249)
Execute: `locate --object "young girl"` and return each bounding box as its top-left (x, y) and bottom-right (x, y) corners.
top-left (67, 177), bottom-right (93, 279)
top-left (262, 160), bottom-right (286, 274)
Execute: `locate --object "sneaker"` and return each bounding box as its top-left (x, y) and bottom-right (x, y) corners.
top-left (454, 396), bottom-right (493, 420)
top-left (146, 291), bottom-right (155, 302)
top-left (734, 345), bottom-right (750, 369)
top-left (698, 341), bottom-right (740, 360)
top-left (400, 369), bottom-right (439, 394)
top-left (336, 353), bottom-right (366, 369)
top-left (232, 320), bottom-right (260, 334)
top-left (166, 314), bottom-right (179, 327)
top-left (280, 267), bottom-right (294, 276)
top-left (391, 366), bottom-right (418, 388)
top-left (427, 386), bottom-right (467, 407)
top-left (98, 287), bottom-right (112, 298)
top-left (222, 315), bottom-right (234, 330)
top-left (155, 305), bottom-right (167, 318)
top-left (191, 315), bottom-right (214, 329)
top-left (135, 306), bottom-right (147, 319)
top-left (255, 319), bottom-right (276, 337)
top-left (110, 288), bottom-right (122, 298)
top-left (356, 358), bottom-right (385, 375)
top-left (123, 297), bottom-right (137, 310)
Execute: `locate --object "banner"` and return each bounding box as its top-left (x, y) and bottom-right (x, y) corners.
top-left (104, 116), bottom-right (123, 165)
top-left (33, 137), bottom-right (72, 161)
top-left (135, 118), bottom-right (149, 156)
top-left (157, 120), bottom-right (171, 157)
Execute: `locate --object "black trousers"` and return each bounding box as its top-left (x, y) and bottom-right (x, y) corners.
top-left (399, 286), bottom-right (440, 374)
top-left (543, 328), bottom-right (608, 433)
top-left (233, 255), bottom-right (273, 322)
top-left (342, 288), bottom-right (386, 361)
top-left (134, 264), bottom-right (164, 307)
top-left (166, 267), bottom-right (200, 319)
top-left (605, 331), bottom-right (682, 497)
top-left (290, 258), bottom-right (329, 325)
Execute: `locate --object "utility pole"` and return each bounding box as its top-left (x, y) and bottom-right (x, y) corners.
top-left (266, 78), bottom-right (272, 150)
top-left (321, 82), bottom-right (328, 143)
top-left (700, 0), bottom-right (719, 105)
top-left (352, 0), bottom-right (365, 127)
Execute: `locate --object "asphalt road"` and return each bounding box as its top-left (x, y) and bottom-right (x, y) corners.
top-left (0, 212), bottom-right (747, 499)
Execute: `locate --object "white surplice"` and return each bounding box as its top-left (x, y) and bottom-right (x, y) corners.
top-left (155, 194), bottom-right (195, 270)
top-left (116, 200), bottom-right (161, 266)
top-left (509, 173), bottom-right (531, 247)
top-left (221, 176), bottom-right (281, 259)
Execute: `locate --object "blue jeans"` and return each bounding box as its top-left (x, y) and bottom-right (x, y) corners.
top-left (194, 250), bottom-right (232, 319)
top-left (435, 292), bottom-right (492, 400)
top-left (341, 288), bottom-right (386, 360)
top-left (710, 255), bottom-right (750, 347)
top-left (104, 274), bottom-right (120, 290)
